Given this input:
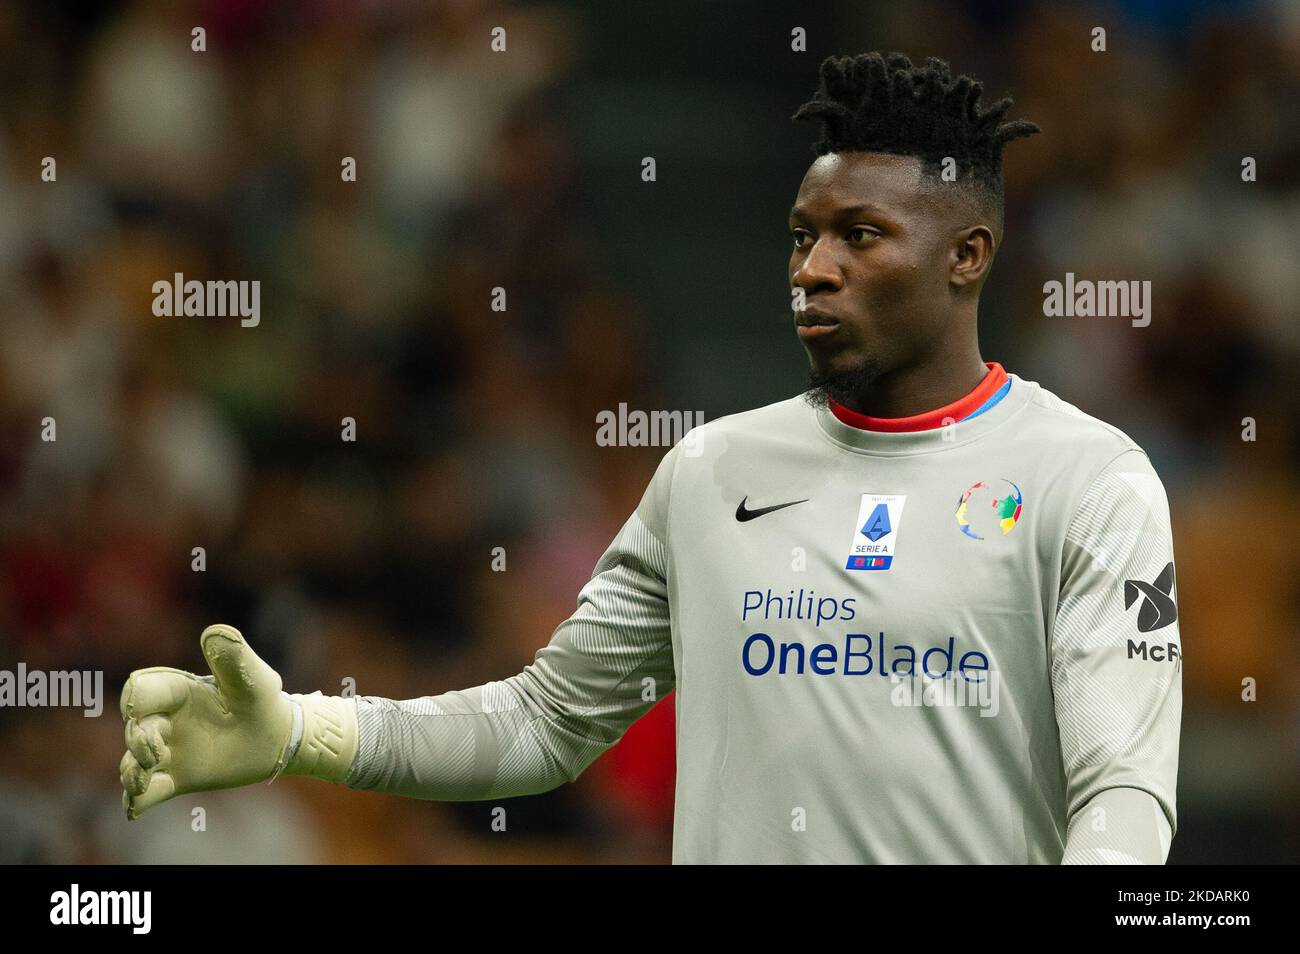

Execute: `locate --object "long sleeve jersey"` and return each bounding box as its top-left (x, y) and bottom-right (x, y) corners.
top-left (343, 363), bottom-right (1182, 863)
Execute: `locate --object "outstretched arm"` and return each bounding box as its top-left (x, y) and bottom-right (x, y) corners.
top-left (119, 443), bottom-right (680, 817)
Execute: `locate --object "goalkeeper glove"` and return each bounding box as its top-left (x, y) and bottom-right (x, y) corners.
top-left (119, 623), bottom-right (358, 820)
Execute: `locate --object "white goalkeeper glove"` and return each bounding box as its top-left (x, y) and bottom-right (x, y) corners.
top-left (119, 623), bottom-right (358, 820)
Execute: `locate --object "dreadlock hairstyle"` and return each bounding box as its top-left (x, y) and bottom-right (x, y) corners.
top-left (791, 52), bottom-right (1039, 218)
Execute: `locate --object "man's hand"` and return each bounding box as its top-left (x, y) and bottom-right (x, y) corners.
top-left (119, 624), bottom-right (295, 820)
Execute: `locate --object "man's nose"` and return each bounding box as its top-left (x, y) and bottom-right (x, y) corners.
top-left (793, 238), bottom-right (844, 293)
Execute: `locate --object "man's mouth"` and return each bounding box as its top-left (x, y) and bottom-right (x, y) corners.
top-left (795, 306), bottom-right (842, 339)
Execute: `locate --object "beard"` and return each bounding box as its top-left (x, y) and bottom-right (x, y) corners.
top-left (803, 356), bottom-right (885, 411)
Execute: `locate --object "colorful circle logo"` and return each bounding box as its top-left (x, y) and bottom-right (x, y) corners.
top-left (955, 479), bottom-right (1023, 540)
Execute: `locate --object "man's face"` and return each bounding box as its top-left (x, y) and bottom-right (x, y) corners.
top-left (788, 151), bottom-right (962, 401)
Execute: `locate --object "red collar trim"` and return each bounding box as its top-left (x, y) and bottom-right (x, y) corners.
top-left (829, 362), bottom-right (1008, 432)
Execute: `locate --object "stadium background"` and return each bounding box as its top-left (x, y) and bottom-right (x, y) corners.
top-left (1, 0), bottom-right (1296, 863)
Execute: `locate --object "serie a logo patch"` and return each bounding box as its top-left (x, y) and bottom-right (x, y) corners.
top-left (845, 494), bottom-right (906, 570)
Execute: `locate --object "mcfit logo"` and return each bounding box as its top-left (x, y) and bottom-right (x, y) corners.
top-left (1124, 562), bottom-right (1178, 632)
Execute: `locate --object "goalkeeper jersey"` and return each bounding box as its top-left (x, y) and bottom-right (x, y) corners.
top-left (345, 361), bottom-right (1183, 863)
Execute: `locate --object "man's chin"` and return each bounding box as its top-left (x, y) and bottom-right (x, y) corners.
top-left (803, 358), bottom-right (885, 410)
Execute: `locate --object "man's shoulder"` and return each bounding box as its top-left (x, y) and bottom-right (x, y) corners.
top-left (691, 393), bottom-right (813, 438)
top-left (670, 393), bottom-right (815, 463)
top-left (1011, 373), bottom-right (1152, 469)
top-left (640, 395), bottom-right (811, 522)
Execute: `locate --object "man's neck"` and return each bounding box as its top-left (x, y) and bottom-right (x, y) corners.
top-left (837, 351), bottom-right (990, 419)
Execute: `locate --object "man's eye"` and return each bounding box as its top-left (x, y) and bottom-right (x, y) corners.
top-left (848, 227), bottom-right (877, 243)
top-left (791, 231), bottom-right (809, 249)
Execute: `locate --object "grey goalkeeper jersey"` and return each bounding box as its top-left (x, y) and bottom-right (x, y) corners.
top-left (345, 372), bottom-right (1182, 863)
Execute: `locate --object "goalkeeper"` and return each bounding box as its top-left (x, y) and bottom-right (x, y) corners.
top-left (120, 52), bottom-right (1181, 864)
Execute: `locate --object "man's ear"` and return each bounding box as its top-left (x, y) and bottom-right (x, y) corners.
top-left (950, 225), bottom-right (996, 289)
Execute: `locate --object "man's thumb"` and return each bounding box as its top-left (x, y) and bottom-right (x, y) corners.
top-left (199, 624), bottom-right (283, 708)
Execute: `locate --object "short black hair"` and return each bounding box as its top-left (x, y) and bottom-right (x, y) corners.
top-left (792, 52), bottom-right (1039, 219)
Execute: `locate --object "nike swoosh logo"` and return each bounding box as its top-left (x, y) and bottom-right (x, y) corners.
top-left (735, 496), bottom-right (809, 522)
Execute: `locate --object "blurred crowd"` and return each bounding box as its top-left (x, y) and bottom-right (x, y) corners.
top-left (1, 0), bottom-right (1296, 864)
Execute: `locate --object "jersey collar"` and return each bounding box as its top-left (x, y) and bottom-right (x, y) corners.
top-left (829, 361), bottom-right (1010, 433)
top-left (813, 364), bottom-right (1035, 457)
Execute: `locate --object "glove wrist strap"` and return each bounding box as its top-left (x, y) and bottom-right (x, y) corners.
top-left (268, 692), bottom-right (305, 783)
top-left (282, 692), bottom-right (360, 783)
